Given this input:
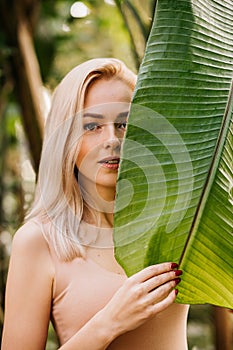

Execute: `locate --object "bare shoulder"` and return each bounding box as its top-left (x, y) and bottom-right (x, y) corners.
top-left (11, 219), bottom-right (54, 276)
top-left (13, 219), bottom-right (49, 252)
top-left (3, 220), bottom-right (54, 349)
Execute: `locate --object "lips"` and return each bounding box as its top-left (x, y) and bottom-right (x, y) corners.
top-left (99, 157), bottom-right (120, 169)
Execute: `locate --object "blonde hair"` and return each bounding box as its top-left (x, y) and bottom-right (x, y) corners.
top-left (27, 58), bottom-right (137, 261)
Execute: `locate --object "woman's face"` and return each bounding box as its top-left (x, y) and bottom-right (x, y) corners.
top-left (76, 77), bottom-right (133, 193)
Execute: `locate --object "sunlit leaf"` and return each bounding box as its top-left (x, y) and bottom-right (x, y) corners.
top-left (114, 0), bottom-right (233, 308)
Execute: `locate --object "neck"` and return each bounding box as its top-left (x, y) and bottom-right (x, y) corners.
top-left (82, 204), bottom-right (114, 228)
top-left (79, 175), bottom-right (116, 227)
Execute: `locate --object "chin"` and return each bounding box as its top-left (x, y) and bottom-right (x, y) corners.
top-left (96, 178), bottom-right (117, 189)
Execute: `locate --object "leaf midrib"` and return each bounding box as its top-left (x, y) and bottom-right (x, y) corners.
top-left (179, 79), bottom-right (233, 265)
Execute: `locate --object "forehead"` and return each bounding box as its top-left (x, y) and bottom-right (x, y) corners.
top-left (84, 78), bottom-right (133, 109)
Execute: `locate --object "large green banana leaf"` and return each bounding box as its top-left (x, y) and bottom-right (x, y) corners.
top-left (114, 0), bottom-right (233, 308)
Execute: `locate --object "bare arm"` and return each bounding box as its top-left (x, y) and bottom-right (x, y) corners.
top-left (2, 222), bottom-right (180, 350)
top-left (59, 263), bottom-right (180, 350)
top-left (2, 222), bottom-right (55, 350)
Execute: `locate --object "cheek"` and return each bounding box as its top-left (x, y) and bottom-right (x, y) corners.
top-left (76, 137), bottom-right (97, 170)
top-left (76, 138), bottom-right (87, 169)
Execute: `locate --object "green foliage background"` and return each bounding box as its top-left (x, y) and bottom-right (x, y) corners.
top-left (0, 1), bottom-right (232, 349)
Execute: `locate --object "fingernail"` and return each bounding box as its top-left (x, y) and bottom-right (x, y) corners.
top-left (175, 289), bottom-right (179, 296)
top-left (175, 270), bottom-right (183, 276)
top-left (174, 278), bottom-right (181, 285)
top-left (171, 263), bottom-right (179, 269)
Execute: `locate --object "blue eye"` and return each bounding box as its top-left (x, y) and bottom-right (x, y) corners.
top-left (83, 122), bottom-right (99, 131)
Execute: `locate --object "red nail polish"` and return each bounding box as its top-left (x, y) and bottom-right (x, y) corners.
top-left (174, 278), bottom-right (181, 285)
top-left (175, 289), bottom-right (179, 295)
top-left (171, 263), bottom-right (179, 269)
top-left (175, 270), bottom-right (183, 276)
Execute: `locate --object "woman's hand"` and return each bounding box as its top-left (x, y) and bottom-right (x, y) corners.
top-left (59, 262), bottom-right (182, 350)
top-left (100, 262), bottom-right (181, 339)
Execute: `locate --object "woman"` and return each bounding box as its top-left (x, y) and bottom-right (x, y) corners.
top-left (2, 58), bottom-right (189, 349)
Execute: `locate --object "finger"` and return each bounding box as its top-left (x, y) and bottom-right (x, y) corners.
top-left (144, 269), bottom-right (182, 293)
top-left (152, 289), bottom-right (178, 315)
top-left (148, 279), bottom-right (178, 304)
top-left (129, 262), bottom-right (178, 284)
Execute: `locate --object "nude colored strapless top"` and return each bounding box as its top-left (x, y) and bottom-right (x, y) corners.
top-left (50, 248), bottom-right (127, 345)
top-left (40, 221), bottom-right (189, 349)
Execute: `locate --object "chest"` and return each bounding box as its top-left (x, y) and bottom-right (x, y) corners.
top-left (51, 249), bottom-right (126, 343)
top-left (51, 250), bottom-right (189, 349)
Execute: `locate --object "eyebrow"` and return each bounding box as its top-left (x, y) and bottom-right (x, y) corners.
top-left (83, 113), bottom-right (104, 119)
top-left (117, 111), bottom-right (129, 119)
top-left (83, 111), bottom-right (129, 119)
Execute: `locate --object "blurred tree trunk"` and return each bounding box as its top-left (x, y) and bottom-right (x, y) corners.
top-left (114, 0), bottom-right (155, 70)
top-left (214, 307), bottom-right (233, 350)
top-left (0, 0), bottom-right (44, 174)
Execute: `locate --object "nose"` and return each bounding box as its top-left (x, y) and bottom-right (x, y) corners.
top-left (103, 124), bottom-right (121, 150)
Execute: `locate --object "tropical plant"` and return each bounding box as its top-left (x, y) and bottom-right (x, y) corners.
top-left (114, 0), bottom-right (233, 309)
